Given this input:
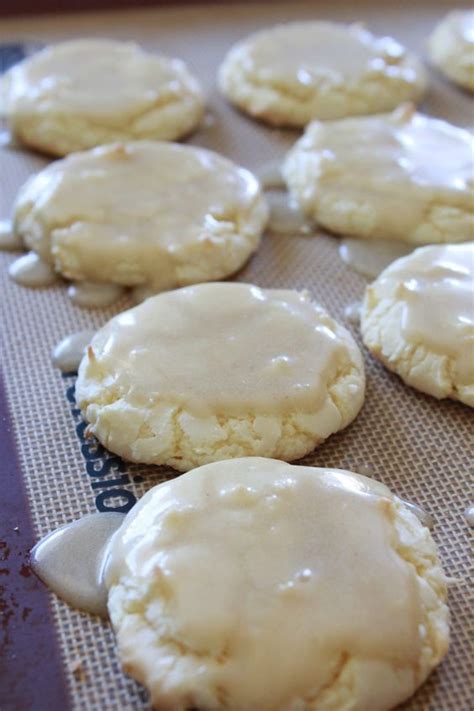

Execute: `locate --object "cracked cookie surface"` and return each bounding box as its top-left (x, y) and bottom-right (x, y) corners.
top-left (218, 22), bottom-right (426, 127)
top-left (0, 38), bottom-right (204, 155)
top-left (13, 141), bottom-right (267, 291)
top-left (76, 283), bottom-right (365, 470)
top-left (361, 243), bottom-right (474, 406)
top-left (105, 457), bottom-right (449, 710)
top-left (283, 107), bottom-right (474, 244)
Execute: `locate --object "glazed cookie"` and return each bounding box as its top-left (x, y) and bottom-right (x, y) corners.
top-left (218, 21), bottom-right (426, 126)
top-left (105, 457), bottom-right (450, 711)
top-left (283, 106), bottom-right (474, 244)
top-left (428, 10), bottom-right (474, 92)
top-left (0, 38), bottom-right (204, 155)
top-left (361, 242), bottom-right (474, 406)
top-left (12, 141), bottom-right (267, 293)
top-left (76, 283), bottom-right (365, 471)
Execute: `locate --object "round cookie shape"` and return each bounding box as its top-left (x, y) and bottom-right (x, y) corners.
top-left (104, 457), bottom-right (449, 711)
top-left (13, 141), bottom-right (268, 291)
top-left (283, 107), bottom-right (474, 244)
top-left (361, 242), bottom-right (474, 406)
top-left (428, 10), bottom-right (474, 92)
top-left (218, 21), bottom-right (426, 126)
top-left (76, 283), bottom-right (365, 471)
top-left (0, 38), bottom-right (204, 155)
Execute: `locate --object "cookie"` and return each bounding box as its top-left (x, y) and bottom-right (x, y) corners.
top-left (0, 38), bottom-right (204, 155)
top-left (105, 457), bottom-right (450, 711)
top-left (218, 21), bottom-right (426, 126)
top-left (13, 141), bottom-right (267, 292)
top-left (428, 10), bottom-right (474, 92)
top-left (361, 242), bottom-right (474, 406)
top-left (283, 106), bottom-right (474, 244)
top-left (76, 283), bottom-right (365, 471)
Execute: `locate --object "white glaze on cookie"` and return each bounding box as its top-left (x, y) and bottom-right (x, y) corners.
top-left (52, 330), bottom-right (95, 372)
top-left (266, 191), bottom-right (313, 235)
top-left (256, 161), bottom-right (285, 189)
top-left (0, 219), bottom-right (23, 251)
top-left (284, 110), bottom-right (474, 244)
top-left (219, 22), bottom-right (426, 126)
top-left (401, 500), bottom-right (434, 529)
top-left (385, 244), bottom-right (473, 383)
top-left (104, 457), bottom-right (449, 711)
top-left (428, 11), bottom-right (474, 92)
top-left (344, 301), bottom-right (362, 324)
top-left (238, 23), bottom-right (406, 83)
top-left (361, 242), bottom-right (474, 406)
top-left (13, 141), bottom-right (268, 293)
top-left (464, 505), bottom-right (474, 527)
top-left (339, 238), bottom-right (414, 278)
top-left (2, 39), bottom-right (204, 154)
top-left (76, 283), bottom-right (365, 471)
top-left (80, 283), bottom-right (356, 417)
top-left (9, 252), bottom-right (59, 287)
top-left (67, 282), bottom-right (125, 309)
top-left (31, 512), bottom-right (125, 618)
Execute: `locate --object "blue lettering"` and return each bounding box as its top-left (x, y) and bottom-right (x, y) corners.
top-left (96, 488), bottom-right (137, 513)
top-left (86, 457), bottom-right (126, 478)
top-left (64, 377), bottom-right (137, 514)
top-left (66, 384), bottom-right (76, 404)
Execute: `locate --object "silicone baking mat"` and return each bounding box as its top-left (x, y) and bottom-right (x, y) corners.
top-left (0, 2), bottom-right (472, 709)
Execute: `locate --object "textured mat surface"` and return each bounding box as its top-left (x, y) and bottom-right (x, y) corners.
top-left (0, 2), bottom-right (472, 709)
